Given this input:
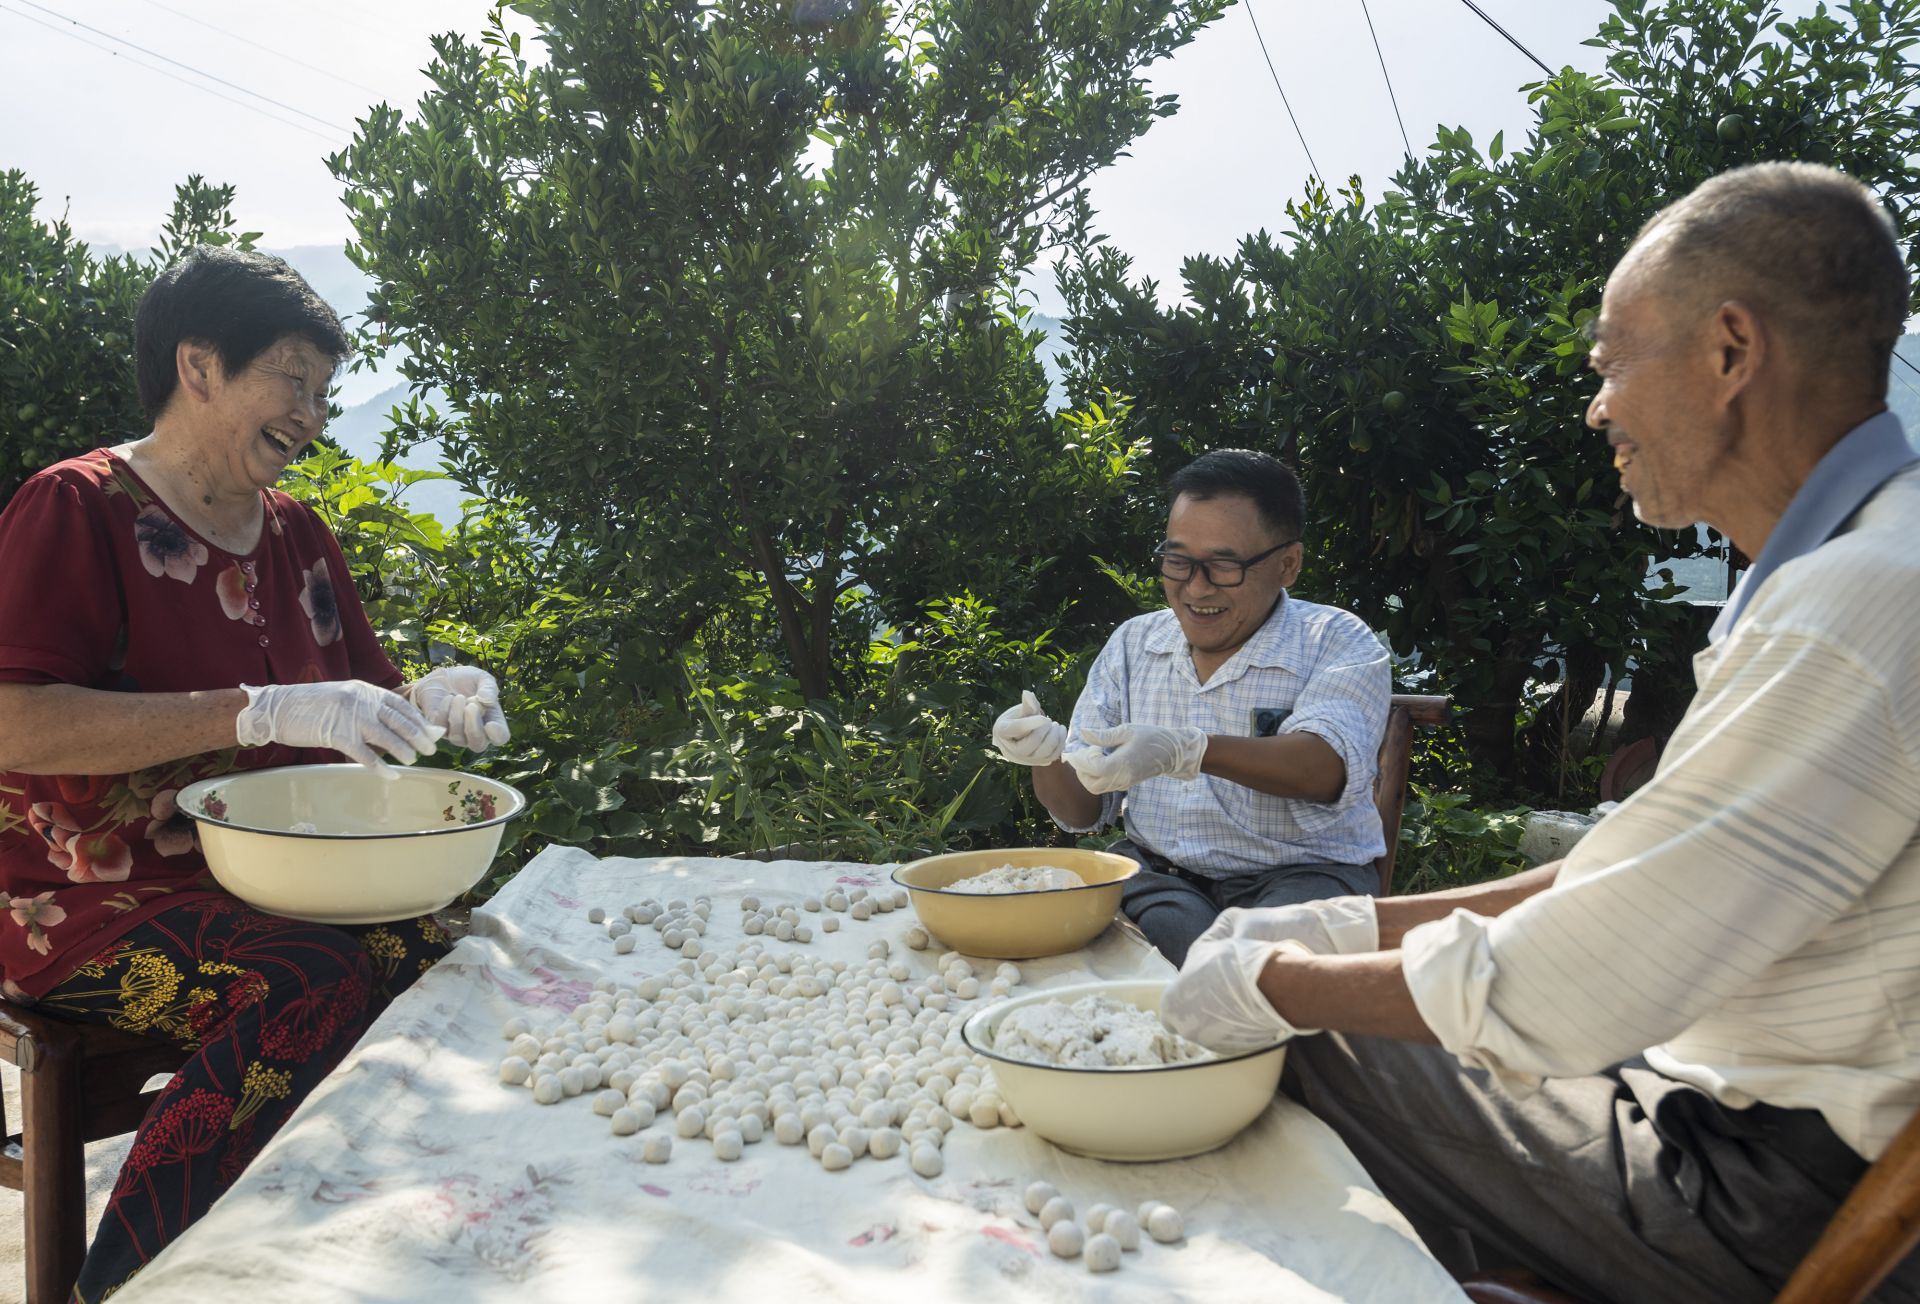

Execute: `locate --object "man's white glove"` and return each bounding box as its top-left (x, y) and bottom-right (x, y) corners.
top-left (1195, 896), bottom-right (1380, 957)
top-left (1161, 936), bottom-right (1313, 1055)
top-left (1063, 722), bottom-right (1207, 794)
top-left (236, 680), bottom-right (443, 777)
top-left (1159, 898), bottom-right (1380, 1055)
top-left (992, 690), bottom-right (1067, 767)
top-left (405, 666), bottom-right (512, 752)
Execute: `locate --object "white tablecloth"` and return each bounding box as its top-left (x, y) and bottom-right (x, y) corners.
top-left (119, 846), bottom-right (1466, 1303)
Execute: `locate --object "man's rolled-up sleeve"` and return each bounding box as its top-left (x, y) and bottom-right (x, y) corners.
top-left (1277, 622), bottom-right (1391, 832)
top-left (1402, 629), bottom-right (1920, 1085)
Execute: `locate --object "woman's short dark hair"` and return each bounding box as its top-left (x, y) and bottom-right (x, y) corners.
top-left (1164, 448), bottom-right (1305, 540)
top-left (134, 245), bottom-right (349, 420)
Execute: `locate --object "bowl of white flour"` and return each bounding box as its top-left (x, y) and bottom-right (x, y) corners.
top-left (892, 847), bottom-right (1139, 959)
top-left (962, 979), bottom-right (1287, 1160)
top-left (178, 763), bottom-right (524, 924)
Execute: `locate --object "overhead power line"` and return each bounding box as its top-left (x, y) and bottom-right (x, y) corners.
top-left (9, 0), bottom-right (350, 136)
top-left (1455, 0), bottom-right (1554, 78)
top-left (1245, 2), bottom-right (1326, 194)
top-left (0, 0), bottom-right (344, 143)
top-left (1357, 0), bottom-right (1412, 158)
top-left (136, 0), bottom-right (382, 97)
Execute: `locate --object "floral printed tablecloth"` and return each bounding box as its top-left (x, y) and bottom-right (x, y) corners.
top-left (118, 845), bottom-right (1465, 1303)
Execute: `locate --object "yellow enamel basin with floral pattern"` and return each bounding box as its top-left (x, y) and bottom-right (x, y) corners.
top-left (177, 763), bottom-right (524, 924)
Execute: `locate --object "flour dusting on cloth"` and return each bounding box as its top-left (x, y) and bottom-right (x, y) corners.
top-left (993, 994), bottom-right (1215, 1068)
top-left (947, 864), bottom-right (1086, 894)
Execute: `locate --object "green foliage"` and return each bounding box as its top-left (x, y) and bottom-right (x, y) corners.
top-left (328, 0), bottom-right (1221, 701)
top-left (0, 174), bottom-right (261, 503)
top-left (1059, 0), bottom-right (1920, 795)
top-left (1392, 783), bottom-right (1532, 896)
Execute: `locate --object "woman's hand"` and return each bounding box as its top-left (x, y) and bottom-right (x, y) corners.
top-left (236, 680), bottom-right (442, 776)
top-left (404, 666), bottom-right (511, 752)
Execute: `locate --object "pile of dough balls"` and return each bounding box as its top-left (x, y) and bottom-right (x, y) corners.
top-left (587, 896), bottom-right (714, 957)
top-left (498, 926), bottom-right (1021, 1180)
top-left (1023, 1182), bottom-right (1186, 1274)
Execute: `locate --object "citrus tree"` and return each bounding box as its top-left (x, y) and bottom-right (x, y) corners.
top-left (1060, 0), bottom-right (1920, 790)
top-left (330, 0), bottom-right (1221, 701)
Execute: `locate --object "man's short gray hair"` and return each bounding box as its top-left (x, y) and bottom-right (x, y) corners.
top-left (1630, 162), bottom-right (1910, 400)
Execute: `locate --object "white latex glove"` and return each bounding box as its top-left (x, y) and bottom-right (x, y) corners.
top-left (992, 690), bottom-right (1067, 767)
top-left (1063, 722), bottom-right (1208, 794)
top-left (236, 680), bottom-right (443, 778)
top-left (1161, 936), bottom-right (1314, 1056)
top-left (1192, 896), bottom-right (1381, 958)
top-left (405, 665), bottom-right (512, 752)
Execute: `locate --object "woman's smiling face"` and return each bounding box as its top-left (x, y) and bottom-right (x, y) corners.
top-left (198, 334), bottom-right (335, 491)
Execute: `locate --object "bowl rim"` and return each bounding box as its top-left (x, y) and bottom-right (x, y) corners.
top-left (890, 850), bottom-right (1137, 898)
top-left (960, 978), bottom-right (1285, 1074)
top-left (176, 764), bottom-right (526, 841)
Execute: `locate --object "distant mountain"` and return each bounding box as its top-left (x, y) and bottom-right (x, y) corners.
top-left (1892, 336), bottom-right (1920, 442)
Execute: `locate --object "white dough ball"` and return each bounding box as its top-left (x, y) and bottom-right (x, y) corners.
top-left (851, 901), bottom-right (873, 921)
top-left (910, 1144), bottom-right (943, 1178)
top-left (593, 1088), bottom-right (626, 1116)
top-left (1085, 1203), bottom-right (1115, 1233)
top-left (498, 1056), bottom-right (531, 1086)
top-left (625, 1098), bottom-right (658, 1128)
top-left (610, 1107), bottom-right (643, 1136)
top-left (1039, 1196), bottom-right (1074, 1230)
top-left (532, 1074), bottom-right (563, 1105)
top-left (1047, 1220), bottom-right (1085, 1258)
top-left (774, 1113), bottom-right (806, 1145)
top-left (1025, 1181), bottom-right (1059, 1214)
top-left (969, 1095), bottom-right (1002, 1129)
top-left (1104, 1211), bottom-right (1140, 1251)
top-left (713, 1130), bottom-right (744, 1161)
top-left (642, 1132), bottom-right (673, 1163)
top-left (502, 1016), bottom-right (532, 1040)
top-left (956, 977), bottom-right (980, 1000)
top-left (803, 896), bottom-right (822, 912)
top-left (1147, 1206), bottom-right (1184, 1243)
top-left (1085, 1232), bottom-right (1121, 1272)
top-left (737, 1114), bottom-right (764, 1144)
top-left (676, 1106), bottom-right (707, 1138)
top-left (869, 1127), bottom-right (901, 1159)
top-left (558, 1066), bottom-right (585, 1097)
top-left (821, 1142), bottom-right (854, 1171)
top-left (821, 916), bottom-right (840, 933)
top-left (614, 934), bottom-right (637, 954)
top-left (587, 907), bottom-right (606, 924)
top-left (905, 927), bottom-right (929, 950)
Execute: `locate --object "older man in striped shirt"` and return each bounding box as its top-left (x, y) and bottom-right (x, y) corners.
top-left (1160, 162), bottom-right (1920, 1303)
top-left (991, 448), bottom-right (1392, 966)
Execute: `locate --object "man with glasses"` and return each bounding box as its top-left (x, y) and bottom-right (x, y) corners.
top-left (992, 448), bottom-right (1391, 965)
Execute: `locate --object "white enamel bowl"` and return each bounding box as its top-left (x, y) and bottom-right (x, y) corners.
top-left (962, 979), bottom-right (1287, 1161)
top-left (891, 847), bottom-right (1139, 960)
top-left (177, 763), bottom-right (524, 924)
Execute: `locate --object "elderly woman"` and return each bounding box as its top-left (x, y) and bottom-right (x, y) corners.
top-left (0, 246), bottom-right (509, 1299)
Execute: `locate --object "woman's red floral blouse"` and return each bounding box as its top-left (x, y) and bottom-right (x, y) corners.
top-left (0, 449), bottom-right (402, 999)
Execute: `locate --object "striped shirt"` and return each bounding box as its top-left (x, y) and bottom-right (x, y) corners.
top-left (1404, 424), bottom-right (1920, 1160)
top-left (1061, 596), bottom-right (1391, 876)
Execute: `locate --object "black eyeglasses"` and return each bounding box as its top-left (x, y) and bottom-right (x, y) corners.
top-left (1153, 541), bottom-right (1296, 587)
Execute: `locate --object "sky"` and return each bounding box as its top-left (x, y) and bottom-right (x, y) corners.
top-left (0, 0), bottom-right (1629, 297)
top-left (9, 0), bottom-right (1913, 427)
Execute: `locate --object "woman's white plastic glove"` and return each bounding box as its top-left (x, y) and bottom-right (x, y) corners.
top-left (992, 690), bottom-right (1067, 767)
top-left (405, 666), bottom-right (512, 752)
top-left (236, 681), bottom-right (443, 777)
top-left (1160, 898), bottom-right (1380, 1054)
top-left (1063, 722), bottom-right (1207, 794)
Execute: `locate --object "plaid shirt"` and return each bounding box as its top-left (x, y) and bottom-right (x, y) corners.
top-left (1061, 596), bottom-right (1391, 877)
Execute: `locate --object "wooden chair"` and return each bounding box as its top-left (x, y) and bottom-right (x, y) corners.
top-left (1372, 693), bottom-right (1453, 896)
top-left (1, 1001), bottom-right (187, 1303)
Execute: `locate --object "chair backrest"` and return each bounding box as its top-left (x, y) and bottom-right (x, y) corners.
top-left (1773, 1104), bottom-right (1920, 1304)
top-left (1371, 694), bottom-right (1452, 896)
